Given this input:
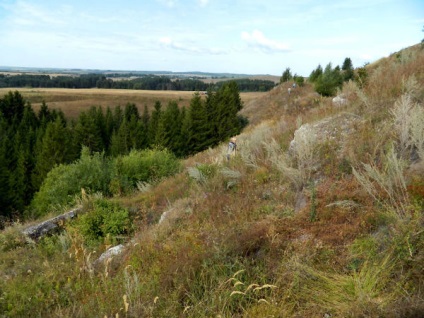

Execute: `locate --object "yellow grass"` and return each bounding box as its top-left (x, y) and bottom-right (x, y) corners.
top-left (0, 87), bottom-right (266, 119)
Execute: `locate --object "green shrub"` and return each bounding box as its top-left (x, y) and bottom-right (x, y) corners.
top-left (110, 148), bottom-right (181, 195)
top-left (75, 199), bottom-right (131, 244)
top-left (29, 147), bottom-right (112, 218)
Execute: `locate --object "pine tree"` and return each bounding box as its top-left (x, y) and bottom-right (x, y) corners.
top-left (127, 114), bottom-right (145, 150)
top-left (110, 118), bottom-right (130, 156)
top-left (0, 120), bottom-right (12, 217)
top-left (32, 117), bottom-right (73, 190)
top-left (205, 89), bottom-right (219, 147)
top-left (37, 101), bottom-right (52, 128)
top-left (148, 101), bottom-right (162, 146)
top-left (280, 67), bottom-right (293, 83)
top-left (8, 146), bottom-right (27, 213)
top-left (74, 106), bottom-right (105, 153)
top-left (176, 106), bottom-right (187, 156)
top-left (104, 106), bottom-right (115, 152)
top-left (0, 91), bottom-right (25, 124)
top-left (185, 92), bottom-right (209, 155)
top-left (157, 100), bottom-right (182, 152)
top-left (342, 57), bottom-right (354, 82)
top-left (139, 105), bottom-right (150, 149)
top-left (215, 81), bottom-right (243, 141)
top-left (314, 63), bottom-right (343, 97)
top-left (309, 65), bottom-right (323, 83)
top-left (124, 103), bottom-right (140, 121)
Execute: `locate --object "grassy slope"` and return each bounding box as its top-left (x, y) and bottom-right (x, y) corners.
top-left (1, 45), bottom-right (424, 317)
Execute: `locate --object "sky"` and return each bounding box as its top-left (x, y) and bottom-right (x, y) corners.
top-left (0, 0), bottom-right (423, 76)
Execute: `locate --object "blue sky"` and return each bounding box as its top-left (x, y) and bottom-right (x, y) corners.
top-left (0, 0), bottom-right (423, 76)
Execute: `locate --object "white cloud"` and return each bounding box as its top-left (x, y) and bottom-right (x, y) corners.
top-left (198, 0), bottom-right (209, 7)
top-left (157, 0), bottom-right (178, 8)
top-left (241, 30), bottom-right (290, 53)
top-left (12, 1), bottom-right (66, 26)
top-left (159, 36), bottom-right (227, 55)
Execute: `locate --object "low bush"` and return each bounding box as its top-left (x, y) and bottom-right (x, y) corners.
top-left (73, 198), bottom-right (131, 245)
top-left (110, 148), bottom-right (181, 195)
top-left (29, 147), bottom-right (111, 218)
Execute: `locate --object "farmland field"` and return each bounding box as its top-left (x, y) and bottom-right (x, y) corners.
top-left (0, 87), bottom-right (266, 118)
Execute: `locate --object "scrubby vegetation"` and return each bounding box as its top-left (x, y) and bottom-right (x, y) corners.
top-left (0, 81), bottom-right (245, 219)
top-left (1, 44), bottom-right (424, 317)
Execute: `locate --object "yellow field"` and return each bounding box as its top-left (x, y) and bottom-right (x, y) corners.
top-left (0, 88), bottom-right (266, 118)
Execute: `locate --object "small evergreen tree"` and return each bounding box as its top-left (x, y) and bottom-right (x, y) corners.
top-left (342, 57), bottom-right (354, 82)
top-left (185, 92), bottom-right (209, 155)
top-left (314, 63), bottom-right (343, 96)
top-left (157, 100), bottom-right (182, 152)
top-left (309, 65), bottom-right (323, 83)
top-left (148, 101), bottom-right (162, 146)
top-left (293, 74), bottom-right (305, 87)
top-left (74, 106), bottom-right (105, 153)
top-left (32, 117), bottom-right (73, 190)
top-left (280, 67), bottom-right (293, 83)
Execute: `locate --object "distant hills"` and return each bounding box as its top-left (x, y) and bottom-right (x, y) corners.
top-left (0, 66), bottom-right (280, 83)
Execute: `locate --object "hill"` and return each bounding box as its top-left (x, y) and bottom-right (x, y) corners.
top-left (0, 66), bottom-right (281, 84)
top-left (1, 44), bottom-right (423, 317)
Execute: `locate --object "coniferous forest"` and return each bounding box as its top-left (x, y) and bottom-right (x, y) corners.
top-left (0, 73), bottom-right (276, 92)
top-left (0, 81), bottom-right (246, 223)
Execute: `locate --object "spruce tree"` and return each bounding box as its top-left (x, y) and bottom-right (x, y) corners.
top-left (314, 63), bottom-right (343, 97)
top-left (110, 118), bottom-right (130, 156)
top-left (185, 92), bottom-right (209, 154)
top-left (139, 105), bottom-right (150, 149)
top-left (31, 117), bottom-right (73, 190)
top-left (148, 101), bottom-right (162, 146)
top-left (74, 106), bottom-right (105, 153)
top-left (0, 121), bottom-right (12, 217)
top-left (0, 91), bottom-right (25, 124)
top-left (342, 57), bottom-right (354, 82)
top-left (157, 100), bottom-right (181, 152)
top-left (124, 103), bottom-right (140, 121)
top-left (309, 65), bottom-right (323, 83)
top-left (215, 81), bottom-right (243, 141)
top-left (8, 146), bottom-right (27, 213)
top-left (280, 67), bottom-right (293, 83)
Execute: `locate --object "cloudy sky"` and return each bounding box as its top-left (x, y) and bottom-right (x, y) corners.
top-left (0, 0), bottom-right (423, 76)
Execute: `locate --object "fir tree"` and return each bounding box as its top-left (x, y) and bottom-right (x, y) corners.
top-left (185, 92), bottom-right (209, 155)
top-left (157, 100), bottom-right (182, 152)
top-left (74, 106), bottom-right (105, 153)
top-left (342, 57), bottom-right (354, 82)
top-left (148, 101), bottom-right (162, 146)
top-left (31, 117), bottom-right (73, 190)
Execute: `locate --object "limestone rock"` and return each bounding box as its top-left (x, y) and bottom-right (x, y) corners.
top-left (22, 207), bottom-right (81, 240)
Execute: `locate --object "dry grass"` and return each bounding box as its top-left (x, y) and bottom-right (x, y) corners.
top-left (1, 45), bottom-right (424, 317)
top-left (0, 87), bottom-right (265, 119)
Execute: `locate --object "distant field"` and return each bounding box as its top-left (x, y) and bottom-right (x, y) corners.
top-left (0, 88), bottom-right (266, 118)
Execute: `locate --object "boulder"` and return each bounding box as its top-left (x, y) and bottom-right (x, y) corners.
top-left (22, 207), bottom-right (81, 240)
top-left (94, 244), bottom-right (125, 266)
top-left (332, 95), bottom-right (348, 106)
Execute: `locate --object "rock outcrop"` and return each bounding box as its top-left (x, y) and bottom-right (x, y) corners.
top-left (22, 207), bottom-right (82, 240)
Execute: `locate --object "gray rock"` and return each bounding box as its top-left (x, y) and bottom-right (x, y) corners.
top-left (94, 244), bottom-right (125, 265)
top-left (22, 207), bottom-right (81, 240)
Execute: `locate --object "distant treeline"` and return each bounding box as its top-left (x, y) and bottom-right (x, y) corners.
top-left (0, 73), bottom-right (276, 92)
top-left (0, 81), bottom-right (247, 220)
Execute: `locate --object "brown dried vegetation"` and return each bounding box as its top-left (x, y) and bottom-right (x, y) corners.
top-left (1, 44), bottom-right (424, 317)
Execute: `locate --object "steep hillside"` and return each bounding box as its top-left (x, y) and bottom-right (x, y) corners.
top-left (1, 44), bottom-right (423, 317)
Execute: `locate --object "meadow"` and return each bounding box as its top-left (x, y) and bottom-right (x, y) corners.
top-left (0, 44), bottom-right (423, 317)
top-left (0, 87), bottom-right (266, 118)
